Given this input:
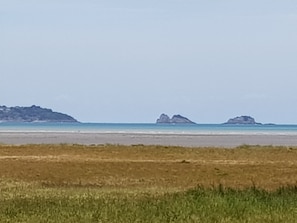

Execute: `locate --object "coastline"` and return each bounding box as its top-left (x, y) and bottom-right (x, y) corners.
top-left (1, 132), bottom-right (297, 147)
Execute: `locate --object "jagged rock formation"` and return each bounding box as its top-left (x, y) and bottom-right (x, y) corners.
top-left (156, 114), bottom-right (171, 123)
top-left (224, 116), bottom-right (261, 125)
top-left (0, 105), bottom-right (78, 123)
top-left (156, 114), bottom-right (196, 124)
top-left (171, 115), bottom-right (196, 124)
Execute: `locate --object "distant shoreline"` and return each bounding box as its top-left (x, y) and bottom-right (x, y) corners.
top-left (1, 132), bottom-right (297, 147)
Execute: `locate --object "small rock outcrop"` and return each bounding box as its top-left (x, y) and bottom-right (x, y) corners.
top-left (156, 114), bottom-right (171, 123)
top-left (224, 116), bottom-right (261, 125)
top-left (156, 114), bottom-right (196, 124)
top-left (0, 105), bottom-right (78, 123)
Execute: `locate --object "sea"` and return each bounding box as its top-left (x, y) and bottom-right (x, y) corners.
top-left (1, 122), bottom-right (297, 135)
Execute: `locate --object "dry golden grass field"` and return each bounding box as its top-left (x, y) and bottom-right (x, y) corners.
top-left (1, 144), bottom-right (297, 190)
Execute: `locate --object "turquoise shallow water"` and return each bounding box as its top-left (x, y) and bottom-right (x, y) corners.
top-left (1, 122), bottom-right (297, 135)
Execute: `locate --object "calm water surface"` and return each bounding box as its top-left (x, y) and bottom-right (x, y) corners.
top-left (1, 123), bottom-right (297, 135)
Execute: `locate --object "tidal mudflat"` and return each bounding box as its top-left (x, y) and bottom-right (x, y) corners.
top-left (1, 132), bottom-right (297, 147)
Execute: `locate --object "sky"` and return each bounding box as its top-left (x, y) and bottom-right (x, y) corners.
top-left (1, 0), bottom-right (297, 124)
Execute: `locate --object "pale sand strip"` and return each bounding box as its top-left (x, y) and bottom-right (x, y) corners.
top-left (1, 132), bottom-right (297, 147)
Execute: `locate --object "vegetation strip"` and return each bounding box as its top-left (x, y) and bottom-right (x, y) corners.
top-left (1, 144), bottom-right (297, 222)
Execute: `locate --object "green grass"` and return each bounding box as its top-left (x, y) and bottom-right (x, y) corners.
top-left (1, 144), bottom-right (297, 222)
top-left (1, 183), bottom-right (297, 222)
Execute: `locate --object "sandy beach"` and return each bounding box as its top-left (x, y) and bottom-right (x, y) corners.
top-left (1, 132), bottom-right (297, 147)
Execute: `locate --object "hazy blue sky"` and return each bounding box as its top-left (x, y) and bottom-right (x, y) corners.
top-left (1, 0), bottom-right (297, 123)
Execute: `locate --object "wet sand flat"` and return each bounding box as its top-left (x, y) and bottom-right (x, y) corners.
top-left (1, 132), bottom-right (297, 147)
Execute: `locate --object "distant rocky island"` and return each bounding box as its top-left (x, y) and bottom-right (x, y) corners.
top-left (0, 105), bottom-right (78, 123)
top-left (224, 116), bottom-right (261, 125)
top-left (156, 114), bottom-right (196, 124)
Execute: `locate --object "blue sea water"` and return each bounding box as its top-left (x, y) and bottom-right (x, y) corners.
top-left (1, 122), bottom-right (297, 135)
